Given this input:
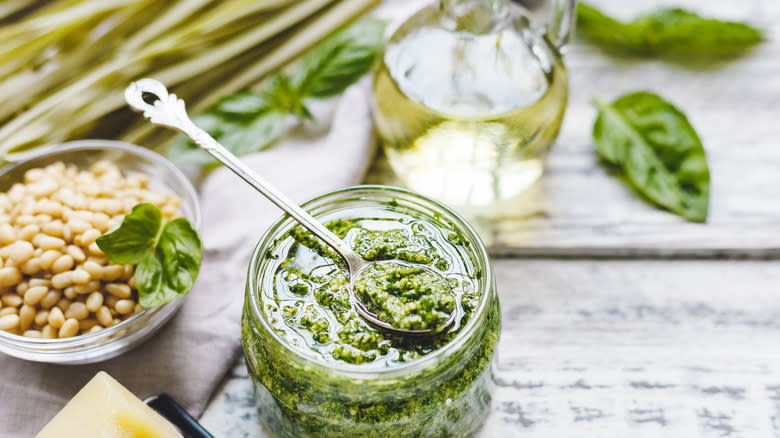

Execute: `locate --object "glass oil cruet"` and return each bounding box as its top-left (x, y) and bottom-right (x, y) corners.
top-left (373, 0), bottom-right (576, 214)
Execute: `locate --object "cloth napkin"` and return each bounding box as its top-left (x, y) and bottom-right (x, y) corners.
top-left (0, 78), bottom-right (376, 437)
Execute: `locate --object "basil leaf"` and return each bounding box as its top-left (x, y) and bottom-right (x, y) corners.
top-left (97, 203), bottom-right (202, 308)
top-left (215, 90), bottom-right (273, 117)
top-left (593, 92), bottom-right (710, 222)
top-left (136, 217), bottom-right (202, 308)
top-left (577, 2), bottom-right (764, 60)
top-left (291, 18), bottom-right (386, 98)
top-left (135, 252), bottom-right (179, 308)
top-left (95, 203), bottom-right (162, 264)
top-left (216, 111), bottom-right (286, 156)
top-left (167, 106), bottom-right (285, 166)
top-left (156, 218), bottom-right (203, 295)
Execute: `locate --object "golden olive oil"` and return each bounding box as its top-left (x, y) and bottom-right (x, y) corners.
top-left (373, 6), bottom-right (568, 210)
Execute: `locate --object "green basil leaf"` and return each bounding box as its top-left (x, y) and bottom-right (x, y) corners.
top-left (167, 109), bottom-right (285, 166)
top-left (157, 218), bottom-right (203, 294)
top-left (292, 18), bottom-right (386, 98)
top-left (136, 251), bottom-right (180, 308)
top-left (216, 111), bottom-right (286, 156)
top-left (593, 91), bottom-right (710, 222)
top-left (577, 2), bottom-right (764, 59)
top-left (214, 90), bottom-right (273, 117)
top-left (136, 218), bottom-right (202, 308)
top-left (95, 203), bottom-right (163, 264)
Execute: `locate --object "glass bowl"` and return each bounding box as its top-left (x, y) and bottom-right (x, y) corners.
top-left (0, 140), bottom-right (200, 364)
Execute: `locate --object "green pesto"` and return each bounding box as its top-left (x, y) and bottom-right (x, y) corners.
top-left (242, 205), bottom-right (500, 438)
top-left (354, 261), bottom-right (456, 330)
top-left (270, 218), bottom-right (478, 365)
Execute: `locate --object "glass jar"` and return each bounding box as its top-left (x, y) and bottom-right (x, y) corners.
top-left (241, 186), bottom-right (500, 438)
top-left (373, 0), bottom-right (575, 213)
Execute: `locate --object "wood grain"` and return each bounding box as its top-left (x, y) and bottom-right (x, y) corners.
top-left (364, 0), bottom-right (780, 258)
top-left (201, 260), bottom-right (780, 437)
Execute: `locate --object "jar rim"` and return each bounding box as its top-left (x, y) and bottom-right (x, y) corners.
top-left (246, 185), bottom-right (494, 379)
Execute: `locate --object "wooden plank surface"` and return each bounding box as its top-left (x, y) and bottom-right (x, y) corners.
top-left (365, 0), bottom-right (780, 258)
top-left (201, 259), bottom-right (780, 437)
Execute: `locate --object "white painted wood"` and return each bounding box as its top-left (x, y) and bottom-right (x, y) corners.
top-left (365, 0), bottom-right (780, 257)
top-left (201, 260), bottom-right (780, 437)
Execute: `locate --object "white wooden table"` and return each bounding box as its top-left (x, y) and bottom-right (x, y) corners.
top-left (200, 0), bottom-right (780, 436)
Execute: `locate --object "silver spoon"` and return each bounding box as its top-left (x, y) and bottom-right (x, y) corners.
top-left (124, 78), bottom-right (455, 336)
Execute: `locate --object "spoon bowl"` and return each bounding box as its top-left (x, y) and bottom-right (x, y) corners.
top-left (125, 78), bottom-right (456, 336)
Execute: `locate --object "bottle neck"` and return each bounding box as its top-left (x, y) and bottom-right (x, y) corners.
top-left (438, 0), bottom-right (511, 33)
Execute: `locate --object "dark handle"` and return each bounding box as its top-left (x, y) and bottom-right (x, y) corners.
top-left (145, 393), bottom-right (215, 438)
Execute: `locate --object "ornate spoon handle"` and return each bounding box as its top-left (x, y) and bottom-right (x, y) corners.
top-left (124, 78), bottom-right (365, 275)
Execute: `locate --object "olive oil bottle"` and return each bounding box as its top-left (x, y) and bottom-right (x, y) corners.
top-left (373, 0), bottom-right (571, 212)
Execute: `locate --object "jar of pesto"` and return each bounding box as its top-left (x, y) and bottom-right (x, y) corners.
top-left (241, 186), bottom-right (500, 438)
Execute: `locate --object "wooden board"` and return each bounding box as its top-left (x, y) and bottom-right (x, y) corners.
top-left (364, 0), bottom-right (780, 258)
top-left (200, 259), bottom-right (780, 437)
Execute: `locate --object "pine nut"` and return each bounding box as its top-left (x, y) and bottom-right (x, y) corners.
top-left (63, 286), bottom-right (77, 299)
top-left (102, 265), bottom-right (124, 281)
top-left (67, 218), bottom-right (90, 234)
top-left (78, 319), bottom-right (99, 331)
top-left (33, 234), bottom-right (66, 250)
top-left (0, 307), bottom-right (17, 317)
top-left (20, 258), bottom-right (42, 275)
top-left (38, 250), bottom-right (61, 270)
top-left (87, 325), bottom-right (104, 334)
top-left (51, 254), bottom-right (74, 273)
top-left (39, 290), bottom-right (61, 309)
top-left (71, 268), bottom-right (90, 284)
top-left (23, 330), bottom-right (41, 338)
top-left (105, 283), bottom-right (131, 299)
top-left (85, 292), bottom-right (103, 312)
top-left (82, 261), bottom-right (103, 279)
top-left (24, 285), bottom-right (48, 306)
top-left (1, 241), bottom-right (34, 264)
top-left (34, 310), bottom-right (49, 326)
top-left (0, 314), bottom-right (20, 330)
top-left (17, 224), bottom-right (39, 241)
top-left (73, 280), bottom-right (99, 295)
top-left (59, 318), bottom-right (79, 338)
top-left (1, 294), bottom-right (22, 307)
top-left (0, 267), bottom-right (21, 287)
top-left (65, 302), bottom-right (88, 320)
top-left (0, 224), bottom-right (15, 245)
top-left (64, 245), bottom-right (86, 262)
top-left (96, 306), bottom-right (113, 326)
top-left (56, 298), bottom-right (71, 312)
top-left (47, 307), bottom-right (65, 328)
top-left (19, 304), bottom-right (34, 330)
top-left (41, 324), bottom-right (57, 339)
top-left (41, 220), bottom-right (65, 238)
top-left (114, 299), bottom-right (135, 315)
top-left (51, 271), bottom-right (73, 289)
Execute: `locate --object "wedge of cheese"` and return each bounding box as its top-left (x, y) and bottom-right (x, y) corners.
top-left (36, 371), bottom-right (182, 438)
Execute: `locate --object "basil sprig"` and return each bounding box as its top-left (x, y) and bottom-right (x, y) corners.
top-left (96, 204), bottom-right (203, 307)
top-left (577, 2), bottom-right (764, 60)
top-left (592, 92), bottom-right (710, 222)
top-left (168, 18), bottom-right (386, 166)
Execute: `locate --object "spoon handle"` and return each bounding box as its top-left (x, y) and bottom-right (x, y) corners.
top-left (125, 79), bottom-right (362, 272)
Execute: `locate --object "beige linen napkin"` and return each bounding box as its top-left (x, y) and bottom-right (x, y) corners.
top-left (0, 79), bottom-right (375, 437)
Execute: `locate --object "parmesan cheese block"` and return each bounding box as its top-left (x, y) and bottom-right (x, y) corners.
top-left (36, 371), bottom-right (182, 438)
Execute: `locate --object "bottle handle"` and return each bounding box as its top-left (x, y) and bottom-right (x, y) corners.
top-left (550, 0), bottom-right (576, 49)
top-left (512, 0), bottom-right (577, 50)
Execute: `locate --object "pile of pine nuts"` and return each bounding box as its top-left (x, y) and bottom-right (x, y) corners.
top-left (0, 161), bottom-right (180, 339)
